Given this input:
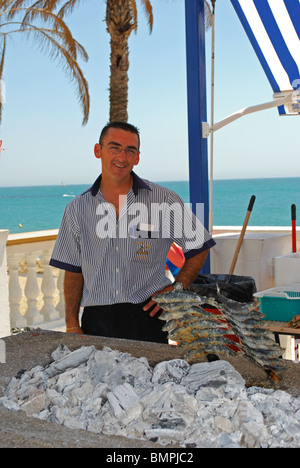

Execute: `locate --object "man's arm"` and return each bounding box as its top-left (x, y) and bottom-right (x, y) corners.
top-left (175, 249), bottom-right (209, 289)
top-left (64, 271), bottom-right (84, 333)
top-left (143, 249), bottom-right (209, 317)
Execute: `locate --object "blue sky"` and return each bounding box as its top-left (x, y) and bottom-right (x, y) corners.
top-left (0, 0), bottom-right (299, 187)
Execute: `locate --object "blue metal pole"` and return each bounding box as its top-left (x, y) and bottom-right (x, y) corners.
top-left (185, 0), bottom-right (210, 273)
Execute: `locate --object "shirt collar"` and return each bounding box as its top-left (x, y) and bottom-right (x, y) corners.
top-left (90, 172), bottom-right (151, 197)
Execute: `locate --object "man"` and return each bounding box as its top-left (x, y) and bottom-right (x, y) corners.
top-left (50, 122), bottom-right (216, 343)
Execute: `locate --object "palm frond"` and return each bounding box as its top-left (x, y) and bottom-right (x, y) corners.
top-left (56, 0), bottom-right (82, 19)
top-left (204, 0), bottom-right (213, 31)
top-left (139, 0), bottom-right (153, 33)
top-left (129, 0), bottom-right (153, 34)
top-left (0, 38), bottom-right (6, 79)
top-left (5, 0), bottom-right (30, 19)
top-left (40, 0), bottom-right (61, 11)
top-left (0, 0), bottom-right (15, 14)
top-left (0, 1), bottom-right (90, 124)
top-left (130, 0), bottom-right (137, 31)
top-left (19, 7), bottom-right (81, 58)
top-left (10, 22), bottom-right (89, 124)
top-left (4, 5), bottom-right (88, 61)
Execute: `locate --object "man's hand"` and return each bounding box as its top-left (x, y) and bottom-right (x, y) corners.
top-left (143, 284), bottom-right (173, 317)
top-left (143, 249), bottom-right (209, 318)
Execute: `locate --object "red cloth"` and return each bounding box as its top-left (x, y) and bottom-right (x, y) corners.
top-left (166, 243), bottom-right (185, 270)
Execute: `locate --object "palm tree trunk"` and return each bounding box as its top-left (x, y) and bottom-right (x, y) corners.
top-left (106, 0), bottom-right (135, 122)
top-left (109, 34), bottom-right (130, 122)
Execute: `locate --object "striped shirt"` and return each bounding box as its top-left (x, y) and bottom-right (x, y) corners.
top-left (50, 172), bottom-right (216, 306)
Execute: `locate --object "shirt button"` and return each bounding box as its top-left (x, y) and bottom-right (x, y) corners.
top-left (116, 246), bottom-right (119, 251)
top-left (116, 290), bottom-right (119, 295)
top-left (116, 268), bottom-right (119, 273)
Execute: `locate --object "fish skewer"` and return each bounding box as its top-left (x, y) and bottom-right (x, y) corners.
top-left (178, 335), bottom-right (239, 349)
top-left (154, 290), bottom-right (206, 304)
top-left (167, 325), bottom-right (232, 338)
top-left (153, 287), bottom-right (287, 371)
top-left (161, 316), bottom-right (230, 333)
top-left (158, 305), bottom-right (223, 322)
top-left (168, 326), bottom-right (235, 342)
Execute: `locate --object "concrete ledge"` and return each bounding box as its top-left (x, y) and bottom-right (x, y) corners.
top-left (0, 406), bottom-right (163, 448)
top-left (0, 331), bottom-right (187, 448)
top-left (1, 330), bottom-right (300, 448)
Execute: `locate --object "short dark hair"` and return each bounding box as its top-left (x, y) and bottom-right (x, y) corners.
top-left (99, 121), bottom-right (140, 148)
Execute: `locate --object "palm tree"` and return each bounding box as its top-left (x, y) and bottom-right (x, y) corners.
top-left (105, 0), bottom-right (153, 122)
top-left (53, 0), bottom-right (212, 122)
top-left (0, 0), bottom-right (90, 124)
top-left (3, 0), bottom-right (211, 124)
top-left (34, 0), bottom-right (153, 122)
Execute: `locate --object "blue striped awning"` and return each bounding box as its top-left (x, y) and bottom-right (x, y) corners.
top-left (230, 0), bottom-right (300, 115)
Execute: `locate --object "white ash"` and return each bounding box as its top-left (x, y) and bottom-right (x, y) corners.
top-left (1, 344), bottom-right (300, 448)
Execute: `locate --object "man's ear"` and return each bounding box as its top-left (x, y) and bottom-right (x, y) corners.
top-left (94, 143), bottom-right (101, 159)
top-left (134, 152), bottom-right (140, 166)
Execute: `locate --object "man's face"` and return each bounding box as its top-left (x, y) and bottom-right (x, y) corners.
top-left (94, 128), bottom-right (140, 182)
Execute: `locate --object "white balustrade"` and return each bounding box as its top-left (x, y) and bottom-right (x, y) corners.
top-left (40, 251), bottom-right (60, 322)
top-left (0, 230), bottom-right (11, 338)
top-left (7, 254), bottom-right (26, 329)
top-left (4, 230), bottom-right (65, 334)
top-left (24, 252), bottom-right (44, 326)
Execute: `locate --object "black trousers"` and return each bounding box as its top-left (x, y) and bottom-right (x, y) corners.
top-left (81, 300), bottom-right (168, 344)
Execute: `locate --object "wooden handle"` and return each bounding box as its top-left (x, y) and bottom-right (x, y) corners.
top-left (292, 204), bottom-right (296, 253)
top-left (229, 196), bottom-right (255, 275)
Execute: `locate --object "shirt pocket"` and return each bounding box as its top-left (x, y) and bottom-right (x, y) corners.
top-left (126, 238), bottom-right (162, 264)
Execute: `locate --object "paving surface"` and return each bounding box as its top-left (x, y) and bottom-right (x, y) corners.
top-left (0, 330), bottom-right (300, 448)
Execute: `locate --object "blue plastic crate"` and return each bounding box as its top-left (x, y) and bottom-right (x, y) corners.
top-left (254, 285), bottom-right (300, 322)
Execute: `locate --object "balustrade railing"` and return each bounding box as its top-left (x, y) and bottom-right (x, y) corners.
top-left (5, 230), bottom-right (65, 334)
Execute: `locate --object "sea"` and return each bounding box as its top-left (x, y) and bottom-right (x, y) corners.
top-left (0, 177), bottom-right (299, 234)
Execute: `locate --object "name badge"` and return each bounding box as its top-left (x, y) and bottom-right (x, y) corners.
top-left (130, 223), bottom-right (159, 239)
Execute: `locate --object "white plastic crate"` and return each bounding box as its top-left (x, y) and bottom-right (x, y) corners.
top-left (274, 253), bottom-right (300, 286)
